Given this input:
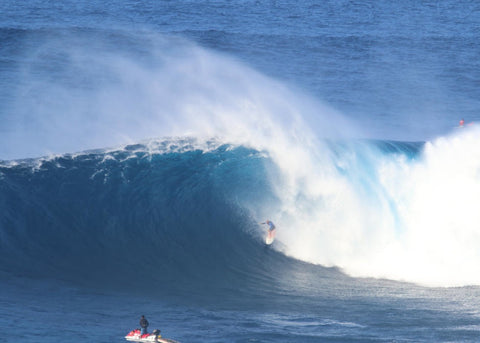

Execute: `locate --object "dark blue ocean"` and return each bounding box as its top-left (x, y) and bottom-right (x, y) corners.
top-left (2, 1), bottom-right (480, 342)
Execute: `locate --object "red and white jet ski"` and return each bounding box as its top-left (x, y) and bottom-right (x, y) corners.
top-left (125, 329), bottom-right (180, 343)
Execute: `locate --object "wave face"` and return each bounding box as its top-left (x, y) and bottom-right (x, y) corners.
top-left (0, 140), bottom-right (282, 293)
top-left (2, 130), bottom-right (480, 291)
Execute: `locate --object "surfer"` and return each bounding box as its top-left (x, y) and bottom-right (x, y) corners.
top-left (458, 118), bottom-right (474, 128)
top-left (261, 220), bottom-right (276, 232)
top-left (262, 220), bottom-right (276, 245)
top-left (140, 315), bottom-right (149, 335)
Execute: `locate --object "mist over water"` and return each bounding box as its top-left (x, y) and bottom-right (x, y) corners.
top-left (2, 29), bottom-right (480, 288)
top-left (1, 30), bottom-right (352, 161)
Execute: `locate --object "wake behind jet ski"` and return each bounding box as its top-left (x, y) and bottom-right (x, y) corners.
top-left (126, 315), bottom-right (180, 343)
top-left (125, 329), bottom-right (180, 343)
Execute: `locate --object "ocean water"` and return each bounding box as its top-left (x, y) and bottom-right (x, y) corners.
top-left (1, 1), bottom-right (480, 342)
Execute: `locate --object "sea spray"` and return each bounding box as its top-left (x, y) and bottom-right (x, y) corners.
top-left (4, 28), bottom-right (480, 288)
top-left (2, 30), bottom-right (350, 160)
top-left (271, 127), bottom-right (480, 287)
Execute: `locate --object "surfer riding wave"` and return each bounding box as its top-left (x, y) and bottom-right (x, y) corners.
top-left (261, 220), bottom-right (276, 232)
top-left (261, 220), bottom-right (276, 245)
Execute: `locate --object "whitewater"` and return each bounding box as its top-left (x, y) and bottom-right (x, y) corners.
top-left (2, 0), bottom-right (480, 342)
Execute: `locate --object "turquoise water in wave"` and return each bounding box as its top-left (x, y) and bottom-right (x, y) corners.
top-left (2, 1), bottom-right (480, 342)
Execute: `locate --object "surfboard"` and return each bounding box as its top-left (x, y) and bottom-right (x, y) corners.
top-left (265, 229), bottom-right (276, 245)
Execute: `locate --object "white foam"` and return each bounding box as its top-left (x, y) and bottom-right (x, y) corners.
top-left (272, 126), bottom-right (480, 287)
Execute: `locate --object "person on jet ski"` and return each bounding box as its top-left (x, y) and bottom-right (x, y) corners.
top-left (140, 315), bottom-right (149, 335)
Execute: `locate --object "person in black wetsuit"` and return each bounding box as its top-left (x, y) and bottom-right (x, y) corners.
top-left (140, 315), bottom-right (149, 335)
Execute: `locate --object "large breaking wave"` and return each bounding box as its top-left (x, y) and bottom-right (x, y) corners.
top-left (2, 130), bottom-right (480, 290)
top-left (2, 28), bottom-right (480, 289)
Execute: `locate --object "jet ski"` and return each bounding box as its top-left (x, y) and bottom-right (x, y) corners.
top-left (125, 329), bottom-right (180, 343)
